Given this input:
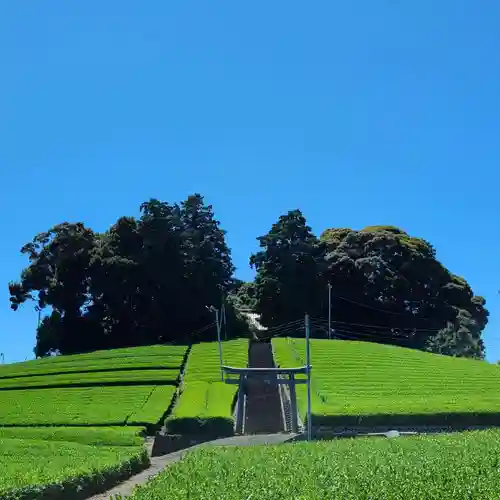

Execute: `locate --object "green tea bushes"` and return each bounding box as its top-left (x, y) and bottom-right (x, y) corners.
top-left (166, 339), bottom-right (248, 436)
top-left (273, 337), bottom-right (500, 427)
top-left (128, 430), bottom-right (500, 499)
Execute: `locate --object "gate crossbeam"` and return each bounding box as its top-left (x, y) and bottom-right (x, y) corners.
top-left (222, 365), bottom-right (311, 434)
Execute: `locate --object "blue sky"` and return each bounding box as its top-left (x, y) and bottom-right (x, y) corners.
top-left (0, 1), bottom-right (498, 363)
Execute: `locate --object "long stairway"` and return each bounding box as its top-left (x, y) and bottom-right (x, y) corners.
top-left (244, 341), bottom-right (284, 434)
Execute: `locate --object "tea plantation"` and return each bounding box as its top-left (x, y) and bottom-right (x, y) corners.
top-left (0, 426), bottom-right (148, 499)
top-left (5, 337), bottom-right (500, 499)
top-left (0, 343), bottom-right (188, 498)
top-left (127, 429), bottom-right (500, 499)
top-left (273, 337), bottom-right (500, 427)
top-left (166, 338), bottom-right (248, 435)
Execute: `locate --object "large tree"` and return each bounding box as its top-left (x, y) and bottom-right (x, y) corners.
top-left (250, 219), bottom-right (488, 358)
top-left (9, 194), bottom-right (248, 356)
top-left (320, 225), bottom-right (488, 357)
top-left (250, 210), bottom-right (325, 328)
top-left (9, 223), bottom-right (98, 356)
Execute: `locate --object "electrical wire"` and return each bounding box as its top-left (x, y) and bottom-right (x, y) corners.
top-left (327, 291), bottom-right (438, 325)
top-left (309, 318), bottom-right (413, 338)
top-left (310, 314), bottom-right (444, 336)
top-left (309, 324), bottom-right (414, 344)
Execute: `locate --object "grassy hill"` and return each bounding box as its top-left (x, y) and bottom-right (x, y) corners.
top-left (6, 336), bottom-right (500, 498)
top-left (0, 344), bottom-right (189, 498)
top-left (273, 337), bottom-right (500, 427)
top-left (0, 344), bottom-right (188, 428)
top-left (166, 339), bottom-right (248, 435)
top-left (0, 340), bottom-right (249, 497)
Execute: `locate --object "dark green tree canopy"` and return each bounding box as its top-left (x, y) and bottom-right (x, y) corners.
top-left (9, 203), bottom-right (488, 360)
top-left (10, 194), bottom-right (247, 357)
top-left (251, 219), bottom-right (488, 358)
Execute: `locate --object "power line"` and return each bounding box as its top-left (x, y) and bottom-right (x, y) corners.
top-left (310, 317), bottom-right (442, 336)
top-left (255, 318), bottom-right (304, 336)
top-left (310, 323), bottom-right (414, 345)
top-left (328, 290), bottom-right (436, 323)
top-left (310, 323), bottom-right (414, 343)
top-left (258, 323), bottom-right (308, 342)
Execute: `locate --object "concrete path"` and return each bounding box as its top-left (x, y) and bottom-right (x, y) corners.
top-left (87, 433), bottom-right (297, 499)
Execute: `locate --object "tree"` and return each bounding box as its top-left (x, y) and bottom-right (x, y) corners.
top-left (9, 194), bottom-right (249, 356)
top-left (250, 210), bottom-right (325, 327)
top-left (9, 223), bottom-right (98, 355)
top-left (179, 194), bottom-right (235, 335)
top-left (426, 309), bottom-right (484, 359)
top-left (228, 281), bottom-right (258, 312)
top-left (320, 225), bottom-right (488, 357)
top-left (249, 221), bottom-right (488, 358)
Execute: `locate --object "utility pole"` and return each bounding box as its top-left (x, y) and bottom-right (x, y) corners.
top-left (327, 282), bottom-right (332, 340)
top-left (222, 299), bottom-right (228, 341)
top-left (207, 305), bottom-right (224, 381)
top-left (305, 313), bottom-right (312, 442)
top-left (36, 306), bottom-right (41, 329)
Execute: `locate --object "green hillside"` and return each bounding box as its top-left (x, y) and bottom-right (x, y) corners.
top-left (0, 344), bottom-right (188, 428)
top-left (167, 339), bottom-right (248, 435)
top-left (273, 338), bottom-right (500, 427)
top-left (0, 344), bottom-right (192, 498)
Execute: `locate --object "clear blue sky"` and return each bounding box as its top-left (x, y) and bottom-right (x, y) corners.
top-left (1, 1), bottom-right (498, 363)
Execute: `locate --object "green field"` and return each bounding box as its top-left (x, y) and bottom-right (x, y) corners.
top-left (127, 429), bottom-right (500, 499)
top-left (0, 345), bottom-right (187, 379)
top-left (182, 339), bottom-right (248, 383)
top-left (0, 427), bottom-right (148, 499)
top-left (0, 425), bottom-right (146, 446)
top-left (166, 339), bottom-right (248, 435)
top-left (0, 345), bottom-right (187, 497)
top-left (0, 385), bottom-right (176, 426)
top-left (0, 368), bottom-right (178, 391)
top-left (273, 337), bottom-right (500, 426)
top-left (0, 344), bottom-right (186, 430)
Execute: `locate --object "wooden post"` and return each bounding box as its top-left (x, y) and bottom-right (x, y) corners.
top-left (289, 373), bottom-right (298, 433)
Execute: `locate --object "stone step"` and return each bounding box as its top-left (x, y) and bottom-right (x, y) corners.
top-left (244, 341), bottom-right (284, 435)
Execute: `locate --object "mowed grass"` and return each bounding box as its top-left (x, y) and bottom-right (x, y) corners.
top-left (0, 385), bottom-right (176, 426)
top-left (273, 338), bottom-right (500, 426)
top-left (167, 339), bottom-right (248, 435)
top-left (127, 429), bottom-right (500, 499)
top-left (0, 434), bottom-right (147, 499)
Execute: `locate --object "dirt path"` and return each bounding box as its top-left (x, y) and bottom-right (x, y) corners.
top-left (87, 433), bottom-right (297, 499)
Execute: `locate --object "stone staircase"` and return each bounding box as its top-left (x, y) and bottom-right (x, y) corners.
top-left (244, 341), bottom-right (284, 434)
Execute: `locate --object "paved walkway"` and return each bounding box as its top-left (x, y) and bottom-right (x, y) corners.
top-left (87, 433), bottom-right (297, 499)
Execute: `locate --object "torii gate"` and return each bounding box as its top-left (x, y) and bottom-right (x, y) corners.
top-left (220, 314), bottom-right (313, 440)
top-left (222, 365), bottom-right (310, 435)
